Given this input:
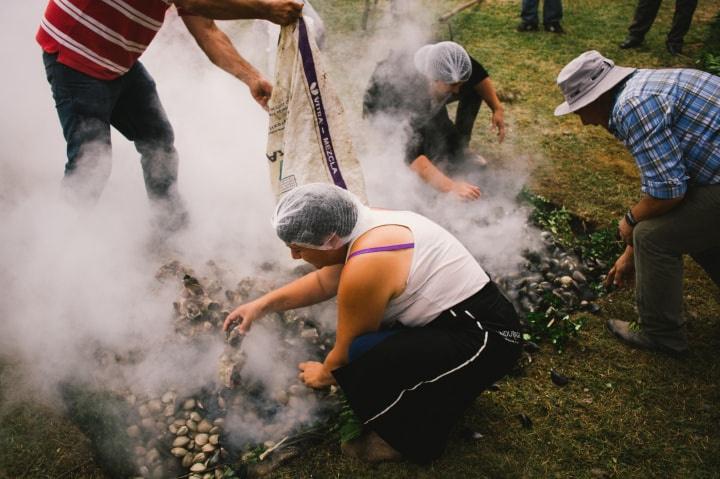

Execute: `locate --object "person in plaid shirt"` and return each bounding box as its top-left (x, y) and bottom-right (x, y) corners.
top-left (554, 51), bottom-right (719, 355)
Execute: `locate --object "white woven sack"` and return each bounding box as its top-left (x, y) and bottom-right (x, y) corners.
top-left (266, 18), bottom-right (367, 202)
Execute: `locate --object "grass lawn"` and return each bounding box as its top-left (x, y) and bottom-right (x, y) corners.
top-left (1, 1), bottom-right (719, 478)
top-left (268, 2), bottom-right (720, 477)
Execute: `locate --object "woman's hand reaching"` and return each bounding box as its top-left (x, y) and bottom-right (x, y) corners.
top-left (451, 180), bottom-right (482, 200)
top-left (223, 299), bottom-right (266, 334)
top-left (298, 361), bottom-right (337, 389)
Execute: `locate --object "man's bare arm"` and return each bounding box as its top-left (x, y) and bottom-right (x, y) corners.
top-left (410, 155), bottom-right (481, 200)
top-left (618, 194), bottom-right (684, 245)
top-left (182, 16), bottom-right (272, 108)
top-left (474, 77), bottom-right (506, 142)
top-left (629, 194), bottom-right (684, 222)
top-left (174, 0), bottom-right (303, 24)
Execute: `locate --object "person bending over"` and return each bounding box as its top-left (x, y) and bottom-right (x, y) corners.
top-left (223, 183), bottom-right (522, 463)
top-left (363, 41), bottom-right (506, 201)
top-left (554, 51), bottom-right (719, 355)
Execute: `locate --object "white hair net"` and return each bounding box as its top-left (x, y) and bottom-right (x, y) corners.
top-left (271, 184), bottom-right (364, 250)
top-left (413, 41), bottom-right (472, 83)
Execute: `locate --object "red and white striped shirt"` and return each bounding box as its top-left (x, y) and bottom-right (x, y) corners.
top-left (37, 0), bottom-right (177, 80)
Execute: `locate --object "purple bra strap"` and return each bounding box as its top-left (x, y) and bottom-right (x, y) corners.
top-left (347, 242), bottom-right (415, 261)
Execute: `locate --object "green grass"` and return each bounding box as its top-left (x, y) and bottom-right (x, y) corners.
top-left (699, 10), bottom-right (720, 75)
top-left (0, 363), bottom-right (106, 479)
top-left (2, 1), bottom-right (719, 478)
top-left (266, 2), bottom-right (720, 477)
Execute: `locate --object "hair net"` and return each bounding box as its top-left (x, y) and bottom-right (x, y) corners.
top-left (413, 41), bottom-right (472, 83)
top-left (271, 184), bottom-right (362, 250)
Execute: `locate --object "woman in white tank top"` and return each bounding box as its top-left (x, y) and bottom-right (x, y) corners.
top-left (223, 184), bottom-right (522, 463)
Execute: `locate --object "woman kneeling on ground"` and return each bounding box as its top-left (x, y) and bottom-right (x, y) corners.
top-left (222, 183), bottom-right (522, 463)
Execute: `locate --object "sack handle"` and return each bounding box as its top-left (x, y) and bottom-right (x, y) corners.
top-left (297, 17), bottom-right (348, 190)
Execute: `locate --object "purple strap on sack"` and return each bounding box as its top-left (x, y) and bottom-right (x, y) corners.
top-left (347, 243), bottom-right (415, 260)
top-left (297, 17), bottom-right (347, 189)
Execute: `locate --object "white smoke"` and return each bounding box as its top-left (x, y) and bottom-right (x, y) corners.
top-left (0, 4), bottom-right (295, 402)
top-left (0, 0), bottom-right (541, 450)
top-left (321, 2), bottom-right (543, 275)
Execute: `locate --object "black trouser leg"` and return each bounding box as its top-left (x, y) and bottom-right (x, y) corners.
top-left (667, 0), bottom-right (698, 45)
top-left (627, 0), bottom-right (662, 40)
top-left (422, 107), bottom-right (463, 164)
top-left (454, 92), bottom-right (481, 150)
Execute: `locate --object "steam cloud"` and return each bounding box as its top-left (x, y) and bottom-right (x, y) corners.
top-left (0, 0), bottom-right (540, 447)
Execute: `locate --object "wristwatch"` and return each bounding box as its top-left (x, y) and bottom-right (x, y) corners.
top-left (624, 209), bottom-right (638, 227)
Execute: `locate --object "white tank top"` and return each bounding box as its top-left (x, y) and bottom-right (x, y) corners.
top-left (346, 209), bottom-right (490, 327)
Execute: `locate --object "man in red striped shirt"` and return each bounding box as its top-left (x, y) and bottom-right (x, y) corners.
top-left (38, 0), bottom-right (303, 231)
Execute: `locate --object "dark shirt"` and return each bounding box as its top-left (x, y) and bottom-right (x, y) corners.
top-left (363, 48), bottom-right (489, 164)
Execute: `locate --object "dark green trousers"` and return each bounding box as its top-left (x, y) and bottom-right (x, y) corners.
top-left (633, 184), bottom-right (720, 351)
top-left (627, 0), bottom-right (698, 45)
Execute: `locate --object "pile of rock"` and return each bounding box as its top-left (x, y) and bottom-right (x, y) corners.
top-left (109, 261), bottom-right (336, 478)
top-left (124, 391), bottom-right (226, 479)
top-left (495, 232), bottom-right (606, 333)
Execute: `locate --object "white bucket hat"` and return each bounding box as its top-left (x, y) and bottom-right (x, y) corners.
top-left (554, 51), bottom-right (636, 116)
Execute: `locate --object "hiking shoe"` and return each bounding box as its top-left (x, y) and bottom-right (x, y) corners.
top-left (619, 36), bottom-right (643, 49)
top-left (606, 320), bottom-right (688, 357)
top-left (544, 22), bottom-right (564, 34)
top-left (516, 22), bottom-right (539, 32)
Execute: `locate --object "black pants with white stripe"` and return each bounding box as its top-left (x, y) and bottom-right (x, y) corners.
top-left (332, 281), bottom-right (522, 463)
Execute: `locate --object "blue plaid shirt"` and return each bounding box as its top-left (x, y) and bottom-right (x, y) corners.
top-left (608, 69), bottom-right (720, 199)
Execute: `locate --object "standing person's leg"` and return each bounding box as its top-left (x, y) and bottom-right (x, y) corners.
top-left (110, 61), bottom-right (188, 231)
top-left (622, 0), bottom-right (663, 47)
top-left (666, 0), bottom-right (698, 52)
top-left (542, 0), bottom-right (564, 32)
top-left (633, 222), bottom-right (687, 351)
top-left (453, 92), bottom-right (489, 167)
top-left (454, 92), bottom-right (481, 150)
top-left (631, 185), bottom-right (720, 352)
top-left (518, 0), bottom-right (540, 30)
top-left (43, 52), bottom-right (118, 206)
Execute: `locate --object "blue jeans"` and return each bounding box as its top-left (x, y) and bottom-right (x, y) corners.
top-left (43, 52), bottom-right (180, 206)
top-left (521, 0), bottom-right (563, 25)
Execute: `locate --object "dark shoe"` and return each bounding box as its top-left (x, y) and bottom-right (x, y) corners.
top-left (516, 22), bottom-right (538, 32)
top-left (606, 320), bottom-right (688, 357)
top-left (544, 22), bottom-right (564, 34)
top-left (666, 42), bottom-right (683, 55)
top-left (619, 36), bottom-right (643, 49)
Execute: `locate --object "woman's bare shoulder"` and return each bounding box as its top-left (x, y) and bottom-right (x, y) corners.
top-left (351, 224), bottom-right (413, 252)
